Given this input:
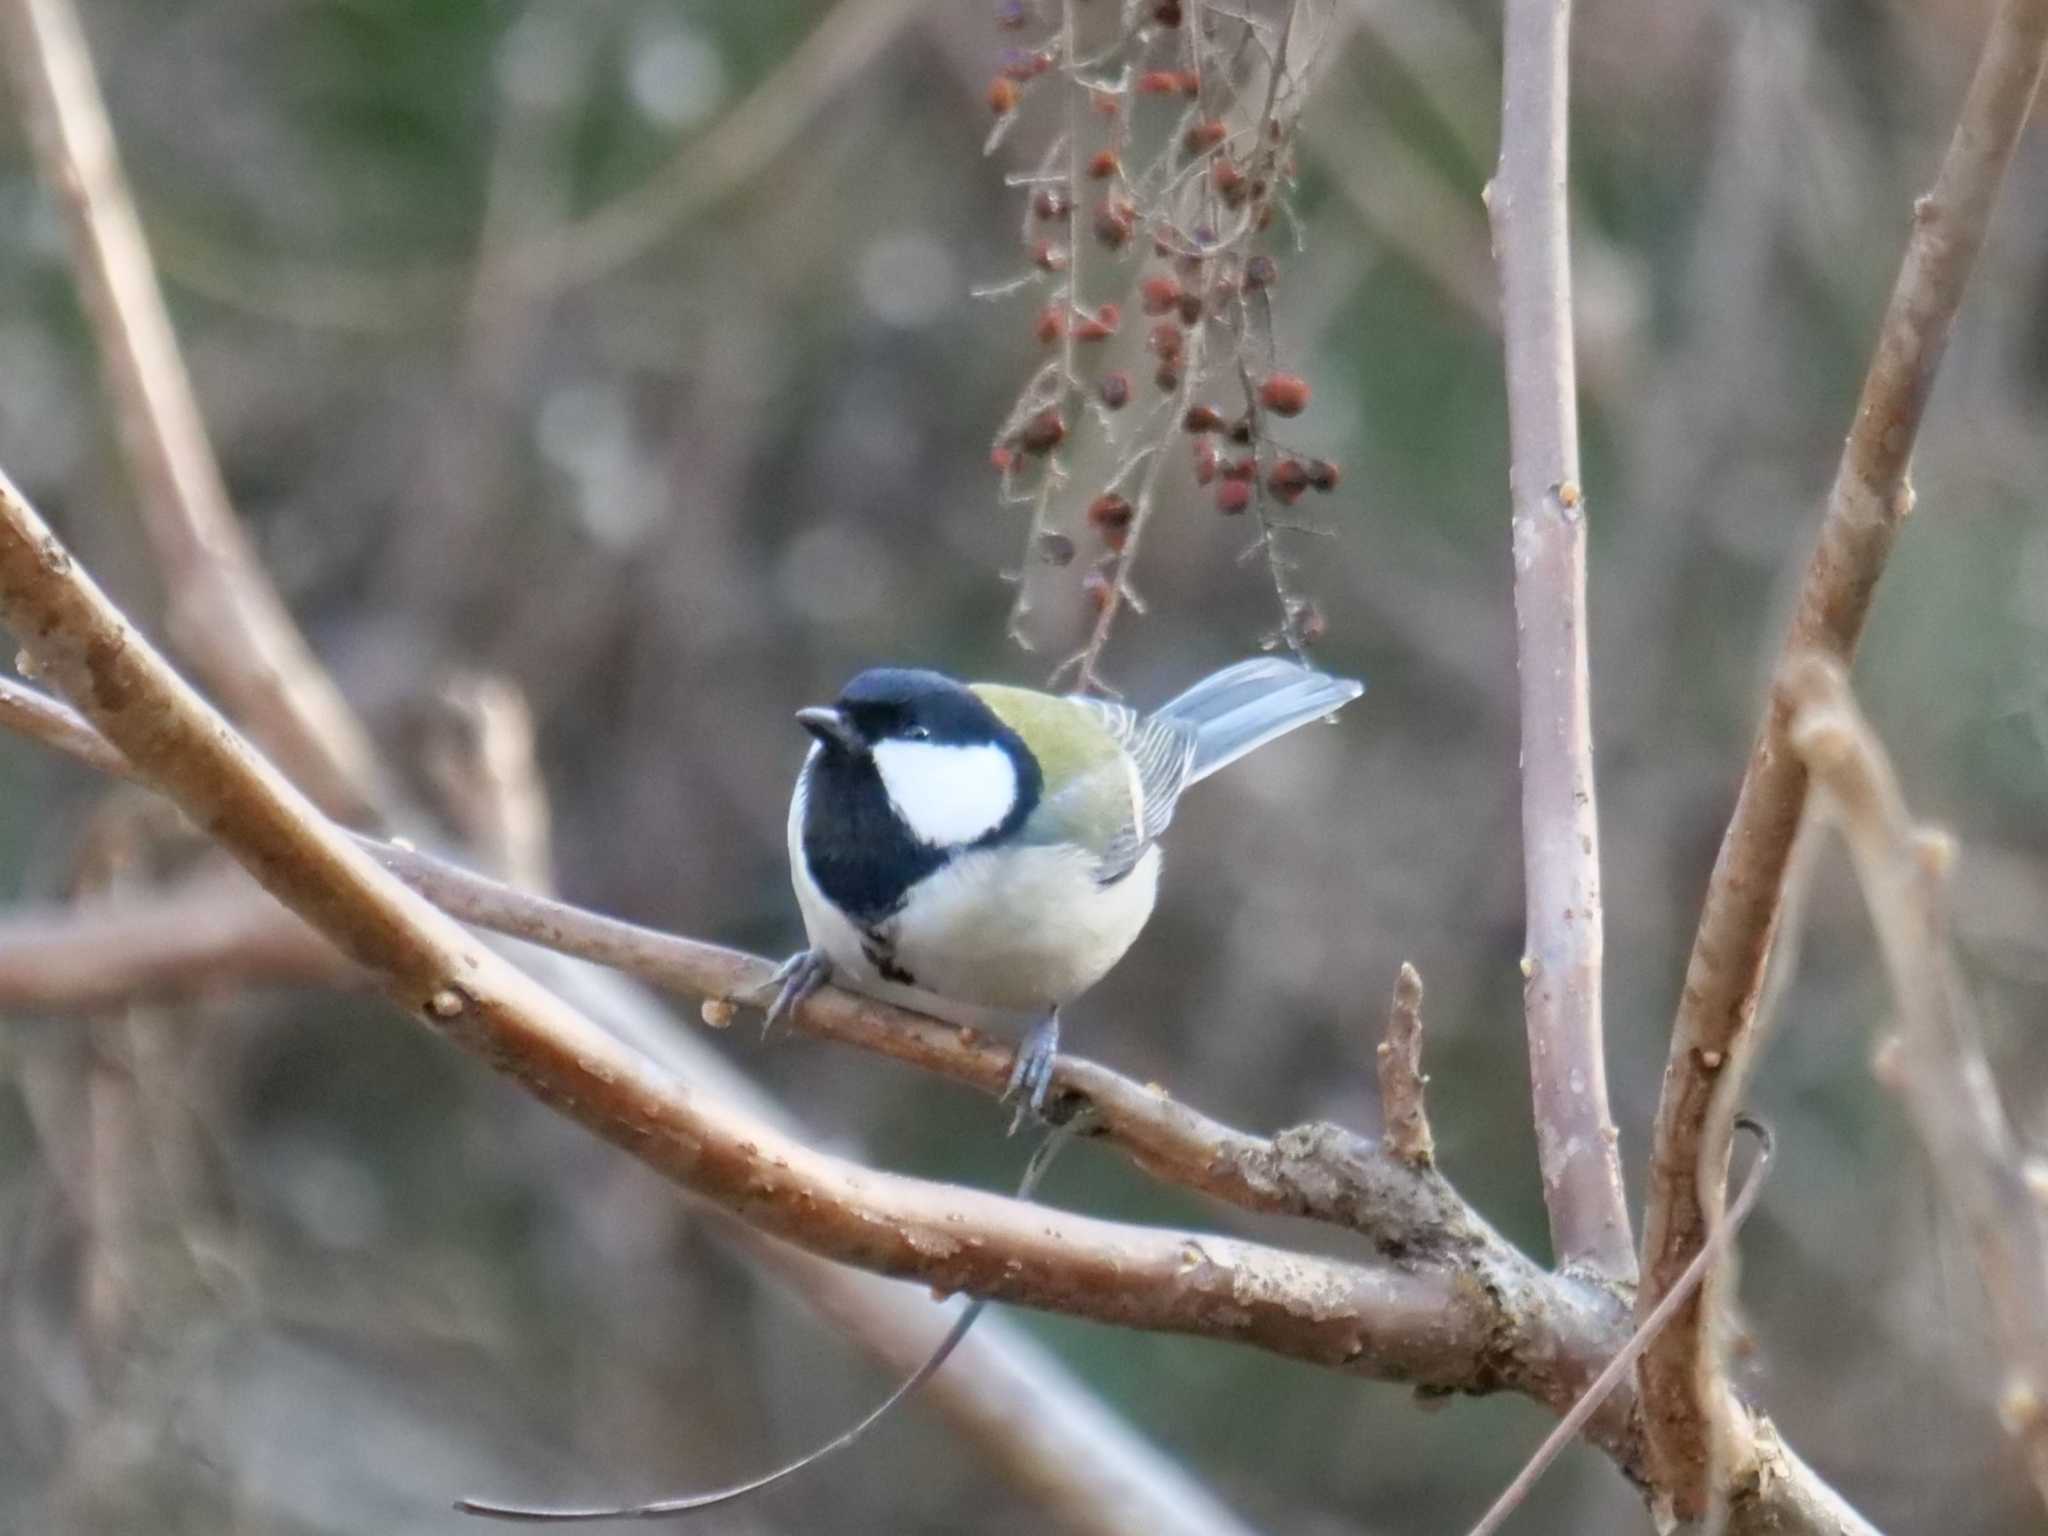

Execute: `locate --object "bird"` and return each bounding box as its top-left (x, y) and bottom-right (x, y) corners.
top-left (768, 655), bottom-right (1365, 1122)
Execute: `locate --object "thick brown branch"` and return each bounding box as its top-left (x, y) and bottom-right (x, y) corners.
top-left (0, 678), bottom-right (1624, 1426)
top-left (0, 0), bottom-right (389, 820)
top-left (0, 663), bottom-right (1881, 1533)
top-left (1786, 656), bottom-right (2048, 1507)
top-left (1636, 0), bottom-right (2048, 1513)
top-left (0, 466), bottom-right (1571, 1418)
top-left (1487, 0), bottom-right (1632, 1283)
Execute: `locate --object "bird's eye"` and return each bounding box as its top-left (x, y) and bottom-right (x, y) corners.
top-left (905, 725), bottom-right (931, 741)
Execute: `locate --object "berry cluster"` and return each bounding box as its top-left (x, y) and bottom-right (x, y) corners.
top-left (983, 0), bottom-right (1336, 686)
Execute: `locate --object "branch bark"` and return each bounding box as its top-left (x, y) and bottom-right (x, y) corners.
top-left (0, 0), bottom-right (390, 820)
top-left (1636, 0), bottom-right (2048, 1512)
top-left (1786, 655), bottom-right (2048, 1508)
top-left (0, 667), bottom-right (1884, 1535)
top-left (1487, 0), bottom-right (1633, 1283)
top-left (0, 464), bottom-right (1581, 1428)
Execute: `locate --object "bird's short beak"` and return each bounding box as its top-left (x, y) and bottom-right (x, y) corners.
top-left (795, 706), bottom-right (862, 754)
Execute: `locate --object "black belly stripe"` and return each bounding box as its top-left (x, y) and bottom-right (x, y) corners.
top-left (858, 924), bottom-right (916, 985)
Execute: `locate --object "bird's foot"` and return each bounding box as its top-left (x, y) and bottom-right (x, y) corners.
top-left (759, 948), bottom-right (832, 1039)
top-left (1001, 1013), bottom-right (1061, 1136)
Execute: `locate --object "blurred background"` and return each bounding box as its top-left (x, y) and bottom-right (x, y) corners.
top-left (1, 0), bottom-right (2046, 1530)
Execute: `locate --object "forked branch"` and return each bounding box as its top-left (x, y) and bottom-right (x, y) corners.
top-left (1636, 0), bottom-right (2048, 1511)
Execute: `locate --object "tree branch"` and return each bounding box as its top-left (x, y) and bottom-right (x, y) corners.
top-left (0, 0), bottom-right (390, 820)
top-left (0, 665), bottom-right (1885, 1535)
top-left (0, 463), bottom-right (1591, 1430)
top-left (1636, 0), bottom-right (2048, 1512)
top-left (0, 677), bottom-right (1631, 1449)
top-left (1785, 655), bottom-right (2048, 1508)
top-left (1486, 0), bottom-right (1633, 1283)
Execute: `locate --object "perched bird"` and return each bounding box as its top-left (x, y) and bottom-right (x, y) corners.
top-left (771, 656), bottom-right (1364, 1119)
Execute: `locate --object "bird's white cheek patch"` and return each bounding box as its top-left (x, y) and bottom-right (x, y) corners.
top-left (871, 740), bottom-right (1018, 847)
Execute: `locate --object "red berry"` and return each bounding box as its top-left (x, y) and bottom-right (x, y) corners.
top-left (1183, 404), bottom-right (1224, 434)
top-left (1176, 291), bottom-right (1203, 325)
top-left (1099, 371), bottom-right (1132, 410)
top-left (1001, 49), bottom-right (1054, 81)
top-left (1092, 199), bottom-right (1135, 249)
top-left (1087, 492), bottom-right (1135, 550)
top-left (1286, 597), bottom-right (1327, 645)
top-left (1137, 70), bottom-right (1182, 95)
top-left (1147, 321), bottom-right (1183, 360)
top-left (1034, 305), bottom-right (1066, 345)
top-left (988, 77), bottom-right (1019, 115)
top-left (1192, 439), bottom-right (1218, 484)
top-left (1221, 454), bottom-right (1257, 481)
top-left (1212, 159), bottom-right (1247, 205)
top-left (1019, 408), bottom-right (1066, 454)
top-left (1152, 0), bottom-right (1183, 23)
top-left (1140, 274), bottom-right (1183, 316)
top-left (1267, 457), bottom-right (1311, 504)
top-left (1029, 239), bottom-right (1067, 272)
top-left (1033, 187), bottom-right (1072, 221)
top-left (1216, 479), bottom-right (1251, 514)
top-left (1073, 304), bottom-right (1119, 342)
top-left (1081, 568), bottom-right (1115, 613)
top-left (1087, 149), bottom-right (1120, 180)
top-left (1184, 118), bottom-right (1227, 155)
top-left (990, 444), bottom-right (1015, 473)
top-left (1258, 373), bottom-right (1310, 416)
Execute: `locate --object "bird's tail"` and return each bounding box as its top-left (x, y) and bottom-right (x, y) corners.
top-left (1153, 657), bottom-right (1365, 784)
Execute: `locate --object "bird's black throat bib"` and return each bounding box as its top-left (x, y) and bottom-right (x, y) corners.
top-left (801, 750), bottom-right (949, 923)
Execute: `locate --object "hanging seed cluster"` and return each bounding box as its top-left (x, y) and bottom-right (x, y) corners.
top-left (984, 0), bottom-right (1339, 679)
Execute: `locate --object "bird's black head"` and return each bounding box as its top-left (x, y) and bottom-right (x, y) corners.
top-left (795, 668), bottom-right (1043, 923)
top-left (797, 668), bottom-right (1009, 756)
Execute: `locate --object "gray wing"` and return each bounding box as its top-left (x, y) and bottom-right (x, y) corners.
top-left (1069, 696), bottom-right (1199, 877)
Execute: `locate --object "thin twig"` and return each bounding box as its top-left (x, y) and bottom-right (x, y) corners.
top-left (1377, 961), bottom-right (1433, 1166)
top-left (1486, 0), bottom-right (1632, 1284)
top-left (0, 0), bottom-right (390, 820)
top-left (1636, 0), bottom-right (2048, 1512)
top-left (1786, 655), bottom-right (2048, 1508)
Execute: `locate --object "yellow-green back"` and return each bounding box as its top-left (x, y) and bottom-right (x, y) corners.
top-left (971, 685), bottom-right (1138, 855)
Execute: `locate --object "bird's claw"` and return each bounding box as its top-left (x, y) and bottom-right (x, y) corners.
top-left (760, 948), bottom-right (831, 1039)
top-left (1000, 1014), bottom-right (1061, 1136)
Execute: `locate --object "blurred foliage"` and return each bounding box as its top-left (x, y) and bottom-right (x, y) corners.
top-left (2, 0), bottom-right (2046, 1531)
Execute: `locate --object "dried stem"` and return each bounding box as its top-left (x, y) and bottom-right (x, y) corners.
top-left (1785, 655), bottom-right (2048, 1508)
top-left (0, 0), bottom-right (390, 821)
top-left (1377, 961), bottom-right (1433, 1166)
top-left (1636, 0), bottom-right (2048, 1512)
top-left (1486, 0), bottom-right (1632, 1284)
